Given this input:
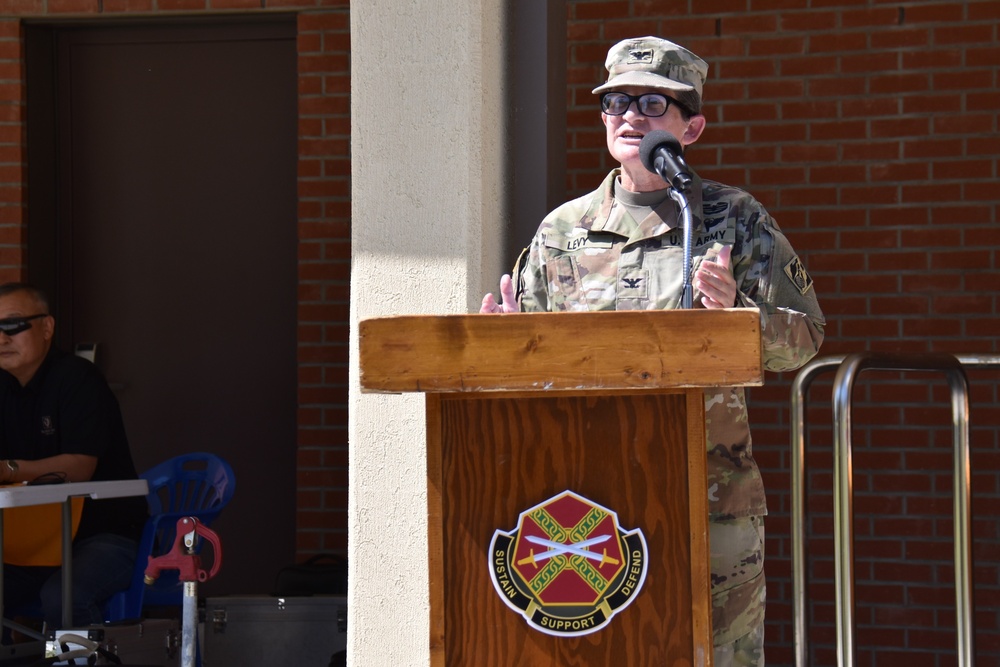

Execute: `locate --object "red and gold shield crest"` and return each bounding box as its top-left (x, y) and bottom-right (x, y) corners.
top-left (490, 490), bottom-right (647, 636)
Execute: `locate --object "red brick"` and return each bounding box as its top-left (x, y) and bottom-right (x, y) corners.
top-left (47, 0), bottom-right (99, 10)
top-left (902, 138), bottom-right (963, 159)
top-left (781, 143), bottom-right (838, 162)
top-left (748, 166), bottom-right (805, 186)
top-left (967, 45), bottom-right (1000, 67)
top-left (781, 11), bottom-right (838, 31)
top-left (934, 112), bottom-right (993, 135)
top-left (689, 37), bottom-right (746, 59)
top-left (749, 122), bottom-right (807, 142)
top-left (809, 76), bottom-right (866, 97)
top-left (778, 186), bottom-right (838, 207)
top-left (902, 94), bottom-right (959, 114)
top-left (157, 0), bottom-right (207, 9)
top-left (574, 0), bottom-right (629, 21)
top-left (781, 54), bottom-right (837, 76)
top-left (298, 52), bottom-right (349, 74)
top-left (842, 51), bottom-right (899, 74)
top-left (872, 117), bottom-right (930, 138)
top-left (720, 13), bottom-right (777, 33)
top-left (748, 36), bottom-right (806, 57)
top-left (781, 99), bottom-right (838, 119)
top-left (689, 0), bottom-right (748, 13)
top-left (934, 23), bottom-right (994, 46)
top-left (810, 164), bottom-right (867, 183)
top-left (719, 102), bottom-right (779, 122)
top-left (716, 58), bottom-right (777, 79)
top-left (870, 73), bottom-right (931, 95)
top-left (102, 0), bottom-right (154, 10)
top-left (719, 145), bottom-right (776, 164)
top-left (968, 0), bottom-right (1000, 20)
top-left (871, 27), bottom-right (932, 50)
top-left (967, 91), bottom-right (1000, 112)
top-left (298, 137), bottom-right (348, 157)
top-left (930, 158), bottom-right (993, 181)
top-left (903, 318), bottom-right (962, 337)
top-left (871, 162), bottom-right (929, 182)
top-left (841, 7), bottom-right (899, 28)
top-left (747, 78), bottom-right (803, 99)
top-left (962, 182), bottom-right (1000, 201)
top-left (932, 69), bottom-right (993, 90)
top-left (841, 97), bottom-right (899, 118)
top-left (930, 250), bottom-right (993, 271)
top-left (809, 31), bottom-right (867, 54)
top-left (297, 11), bottom-right (348, 31)
top-left (810, 119), bottom-right (867, 141)
top-left (0, 0), bottom-right (43, 12)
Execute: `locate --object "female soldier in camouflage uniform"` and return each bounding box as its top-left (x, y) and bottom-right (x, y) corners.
top-left (482, 36), bottom-right (825, 666)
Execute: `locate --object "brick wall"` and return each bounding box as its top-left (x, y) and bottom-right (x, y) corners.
top-left (0, 4), bottom-right (351, 555)
top-left (567, 2), bottom-right (999, 665)
top-left (295, 8), bottom-right (351, 556)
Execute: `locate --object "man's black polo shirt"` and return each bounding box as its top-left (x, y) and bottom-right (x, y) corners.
top-left (0, 349), bottom-right (147, 543)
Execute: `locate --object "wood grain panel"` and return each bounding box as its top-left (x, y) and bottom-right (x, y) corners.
top-left (429, 391), bottom-right (712, 666)
top-left (360, 310), bottom-right (762, 394)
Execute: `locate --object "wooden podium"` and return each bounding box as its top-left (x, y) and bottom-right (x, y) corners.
top-left (359, 310), bottom-right (762, 666)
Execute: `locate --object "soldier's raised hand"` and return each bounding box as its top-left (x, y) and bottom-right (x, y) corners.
top-left (480, 274), bottom-right (519, 314)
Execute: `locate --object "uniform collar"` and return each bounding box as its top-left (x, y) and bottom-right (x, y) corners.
top-left (587, 168), bottom-right (705, 241)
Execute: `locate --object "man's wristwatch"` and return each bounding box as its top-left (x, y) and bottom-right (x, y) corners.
top-left (3, 459), bottom-right (18, 482)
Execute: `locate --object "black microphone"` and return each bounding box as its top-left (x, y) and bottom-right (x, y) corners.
top-left (639, 130), bottom-right (693, 193)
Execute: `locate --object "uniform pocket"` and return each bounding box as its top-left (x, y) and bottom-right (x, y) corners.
top-left (544, 255), bottom-right (584, 310)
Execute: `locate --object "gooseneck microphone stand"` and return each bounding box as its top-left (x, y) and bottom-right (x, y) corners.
top-left (667, 186), bottom-right (694, 309)
top-left (640, 131), bottom-right (695, 309)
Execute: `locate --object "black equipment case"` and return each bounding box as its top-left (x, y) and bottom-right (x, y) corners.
top-left (202, 595), bottom-right (346, 667)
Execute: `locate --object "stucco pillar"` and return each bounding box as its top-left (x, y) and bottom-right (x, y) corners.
top-left (349, 2), bottom-right (508, 664)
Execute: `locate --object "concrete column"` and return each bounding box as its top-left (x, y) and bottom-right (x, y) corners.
top-left (349, 1), bottom-right (508, 665)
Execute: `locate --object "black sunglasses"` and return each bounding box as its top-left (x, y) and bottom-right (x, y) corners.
top-left (0, 313), bottom-right (48, 336)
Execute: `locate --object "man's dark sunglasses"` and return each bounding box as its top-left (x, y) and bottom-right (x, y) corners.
top-left (600, 92), bottom-right (684, 118)
top-left (0, 313), bottom-right (48, 336)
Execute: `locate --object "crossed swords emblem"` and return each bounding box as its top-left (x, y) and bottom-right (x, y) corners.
top-left (517, 534), bottom-right (621, 568)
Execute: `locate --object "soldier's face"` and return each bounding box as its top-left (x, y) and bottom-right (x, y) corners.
top-left (601, 86), bottom-right (705, 190)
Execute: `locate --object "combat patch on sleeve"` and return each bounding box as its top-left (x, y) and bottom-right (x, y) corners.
top-left (783, 256), bottom-right (814, 295)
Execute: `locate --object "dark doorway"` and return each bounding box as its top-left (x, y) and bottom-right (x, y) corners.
top-left (25, 17), bottom-right (298, 596)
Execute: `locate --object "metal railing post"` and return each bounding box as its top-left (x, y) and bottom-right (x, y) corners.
top-left (791, 353), bottom-right (997, 667)
top-left (832, 353), bottom-right (970, 667)
top-left (790, 355), bottom-right (846, 667)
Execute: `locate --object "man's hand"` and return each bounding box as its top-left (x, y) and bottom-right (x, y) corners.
top-left (480, 274), bottom-right (519, 314)
top-left (694, 245), bottom-right (737, 309)
top-left (4, 453), bottom-right (98, 485)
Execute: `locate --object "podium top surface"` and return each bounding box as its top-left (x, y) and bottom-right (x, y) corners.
top-left (359, 309), bottom-right (762, 394)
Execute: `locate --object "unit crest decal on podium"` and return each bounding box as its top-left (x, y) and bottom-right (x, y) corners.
top-left (489, 490), bottom-right (648, 637)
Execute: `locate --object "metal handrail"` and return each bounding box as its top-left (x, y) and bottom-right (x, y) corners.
top-left (791, 353), bottom-right (1000, 667)
top-left (790, 354), bottom-right (846, 667)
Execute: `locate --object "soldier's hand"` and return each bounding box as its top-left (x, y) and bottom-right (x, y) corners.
top-left (695, 245), bottom-right (737, 309)
top-left (480, 274), bottom-right (519, 314)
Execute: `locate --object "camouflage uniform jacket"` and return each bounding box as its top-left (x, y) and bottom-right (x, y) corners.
top-left (516, 169), bottom-right (825, 520)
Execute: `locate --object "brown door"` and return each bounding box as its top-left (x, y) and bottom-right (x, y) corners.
top-left (26, 18), bottom-right (298, 596)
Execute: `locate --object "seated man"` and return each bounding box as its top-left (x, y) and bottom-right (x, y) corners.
top-left (0, 282), bottom-right (148, 629)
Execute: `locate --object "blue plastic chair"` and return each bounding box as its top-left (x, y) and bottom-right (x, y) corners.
top-left (104, 452), bottom-right (235, 622)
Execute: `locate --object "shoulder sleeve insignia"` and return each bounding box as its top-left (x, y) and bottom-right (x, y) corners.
top-left (783, 256), bottom-right (814, 295)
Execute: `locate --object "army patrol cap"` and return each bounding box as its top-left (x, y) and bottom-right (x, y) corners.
top-left (592, 37), bottom-right (709, 112)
